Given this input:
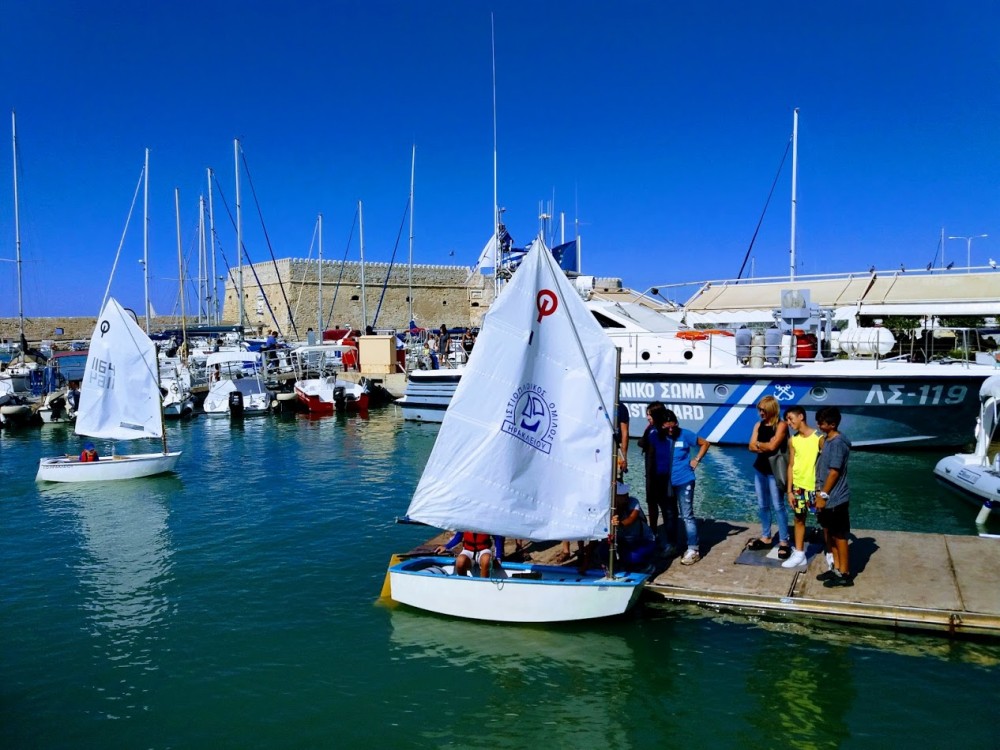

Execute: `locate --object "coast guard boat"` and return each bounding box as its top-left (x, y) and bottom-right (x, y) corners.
top-left (400, 268), bottom-right (996, 448)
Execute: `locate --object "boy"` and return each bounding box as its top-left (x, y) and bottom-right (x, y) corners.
top-left (781, 406), bottom-right (822, 568)
top-left (814, 406), bottom-right (853, 587)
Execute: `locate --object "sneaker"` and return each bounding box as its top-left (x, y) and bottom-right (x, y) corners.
top-left (781, 549), bottom-right (807, 568)
top-left (680, 549), bottom-right (701, 565)
top-left (815, 569), bottom-right (839, 582)
top-left (823, 572), bottom-right (854, 588)
top-left (825, 552), bottom-right (835, 570)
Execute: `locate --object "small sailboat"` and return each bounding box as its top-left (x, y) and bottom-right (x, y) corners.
top-left (386, 238), bottom-right (649, 623)
top-left (36, 298), bottom-right (182, 482)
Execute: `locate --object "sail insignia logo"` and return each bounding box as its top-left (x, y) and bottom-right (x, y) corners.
top-left (502, 382), bottom-right (558, 454)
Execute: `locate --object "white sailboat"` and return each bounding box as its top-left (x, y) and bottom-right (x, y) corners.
top-left (36, 298), bottom-right (182, 482)
top-left (387, 238), bottom-right (649, 623)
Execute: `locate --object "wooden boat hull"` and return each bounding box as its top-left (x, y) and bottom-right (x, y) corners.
top-left (388, 556), bottom-right (648, 623)
top-left (36, 451), bottom-right (182, 482)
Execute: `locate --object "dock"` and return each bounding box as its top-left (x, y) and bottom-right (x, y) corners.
top-left (414, 522), bottom-right (1000, 637)
top-left (642, 520), bottom-right (1000, 638)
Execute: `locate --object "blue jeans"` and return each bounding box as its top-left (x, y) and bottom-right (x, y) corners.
top-left (674, 481), bottom-right (698, 551)
top-left (753, 468), bottom-right (790, 544)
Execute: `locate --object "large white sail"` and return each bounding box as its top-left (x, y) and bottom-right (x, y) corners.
top-left (76, 297), bottom-right (163, 441)
top-left (406, 237), bottom-right (618, 541)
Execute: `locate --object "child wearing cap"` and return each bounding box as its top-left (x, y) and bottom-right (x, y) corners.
top-left (79, 442), bottom-right (99, 462)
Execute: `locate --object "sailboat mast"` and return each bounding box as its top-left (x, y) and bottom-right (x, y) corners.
top-left (143, 148), bottom-right (151, 333)
top-left (359, 200), bottom-right (367, 331)
top-left (408, 144), bottom-right (415, 328)
top-left (317, 213), bottom-right (323, 334)
top-left (10, 111), bottom-right (24, 342)
top-left (175, 188), bottom-right (187, 357)
top-left (198, 195), bottom-right (206, 324)
top-left (207, 168), bottom-right (219, 324)
top-left (789, 107), bottom-right (799, 281)
top-left (490, 14), bottom-right (500, 296)
top-left (235, 139), bottom-right (244, 330)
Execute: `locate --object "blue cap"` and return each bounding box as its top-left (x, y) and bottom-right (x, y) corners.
top-left (84, 442), bottom-right (95, 451)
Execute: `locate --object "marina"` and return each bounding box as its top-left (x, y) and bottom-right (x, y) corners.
top-left (3, 409), bottom-right (1000, 747)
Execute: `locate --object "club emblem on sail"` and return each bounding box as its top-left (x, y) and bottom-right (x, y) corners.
top-left (502, 382), bottom-right (558, 454)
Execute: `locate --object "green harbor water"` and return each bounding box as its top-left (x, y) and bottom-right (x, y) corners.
top-left (1, 410), bottom-right (998, 748)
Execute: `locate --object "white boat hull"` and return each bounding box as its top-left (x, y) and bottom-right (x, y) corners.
top-left (388, 557), bottom-right (648, 623)
top-left (933, 454), bottom-right (1000, 508)
top-left (36, 451), bottom-right (182, 482)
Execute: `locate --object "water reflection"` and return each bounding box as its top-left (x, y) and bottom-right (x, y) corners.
top-left (39, 479), bottom-right (176, 717)
top-left (388, 608), bottom-right (638, 747)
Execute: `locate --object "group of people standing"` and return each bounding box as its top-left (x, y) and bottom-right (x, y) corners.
top-left (435, 393), bottom-right (852, 588)
top-left (749, 398), bottom-right (853, 587)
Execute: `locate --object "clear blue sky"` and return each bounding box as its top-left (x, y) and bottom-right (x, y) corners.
top-left (2, 1), bottom-right (998, 317)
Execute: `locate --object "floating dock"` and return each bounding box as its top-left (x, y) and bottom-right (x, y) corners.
top-left (643, 519), bottom-right (1000, 637)
top-left (414, 521), bottom-right (1000, 637)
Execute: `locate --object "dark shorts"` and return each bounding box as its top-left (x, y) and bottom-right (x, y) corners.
top-left (817, 502), bottom-right (850, 537)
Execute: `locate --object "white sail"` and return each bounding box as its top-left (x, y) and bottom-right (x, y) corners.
top-left (406, 236), bottom-right (618, 541)
top-left (75, 297), bottom-right (163, 441)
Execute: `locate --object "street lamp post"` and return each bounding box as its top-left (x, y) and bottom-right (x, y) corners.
top-left (947, 234), bottom-right (988, 273)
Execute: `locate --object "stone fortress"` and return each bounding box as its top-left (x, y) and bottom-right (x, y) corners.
top-left (3, 259), bottom-right (626, 345)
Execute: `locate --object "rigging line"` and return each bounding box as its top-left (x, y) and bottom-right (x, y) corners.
top-left (735, 135), bottom-right (792, 281)
top-left (239, 149), bottom-right (298, 340)
top-left (324, 207), bottom-right (359, 331)
top-left (290, 222), bottom-right (319, 331)
top-left (209, 172), bottom-right (282, 336)
top-left (102, 164), bottom-right (146, 312)
top-left (371, 197), bottom-right (411, 328)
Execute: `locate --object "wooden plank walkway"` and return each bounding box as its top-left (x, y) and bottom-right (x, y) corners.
top-left (642, 519), bottom-right (1000, 637)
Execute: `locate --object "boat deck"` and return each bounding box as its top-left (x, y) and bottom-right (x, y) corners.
top-left (415, 521), bottom-right (1000, 637)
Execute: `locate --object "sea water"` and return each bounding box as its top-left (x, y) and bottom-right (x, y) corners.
top-left (1, 411), bottom-right (998, 748)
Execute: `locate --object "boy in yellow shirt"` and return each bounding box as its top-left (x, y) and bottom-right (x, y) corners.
top-left (781, 406), bottom-right (822, 568)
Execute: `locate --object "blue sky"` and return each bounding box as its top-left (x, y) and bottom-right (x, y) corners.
top-left (2, 1), bottom-right (998, 318)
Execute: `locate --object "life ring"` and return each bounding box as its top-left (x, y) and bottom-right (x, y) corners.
top-left (676, 330), bottom-right (709, 341)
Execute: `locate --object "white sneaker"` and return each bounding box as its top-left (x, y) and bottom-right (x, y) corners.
top-left (781, 549), bottom-right (807, 568)
top-left (826, 552), bottom-right (835, 570)
top-left (680, 549), bottom-right (701, 565)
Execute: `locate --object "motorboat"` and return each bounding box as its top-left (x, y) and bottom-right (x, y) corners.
top-left (201, 351), bottom-right (272, 418)
top-left (933, 375), bottom-right (1000, 521)
top-left (400, 277), bottom-right (997, 448)
top-left (159, 357), bottom-right (194, 418)
top-left (291, 344), bottom-right (369, 414)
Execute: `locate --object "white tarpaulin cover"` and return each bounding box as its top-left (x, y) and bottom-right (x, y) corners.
top-left (406, 237), bottom-right (618, 541)
top-left (76, 297), bottom-right (163, 441)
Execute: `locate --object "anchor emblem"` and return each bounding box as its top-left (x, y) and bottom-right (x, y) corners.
top-left (774, 384), bottom-right (795, 401)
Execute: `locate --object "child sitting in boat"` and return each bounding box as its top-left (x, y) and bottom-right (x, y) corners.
top-left (79, 442), bottom-right (99, 462)
top-left (435, 532), bottom-right (501, 577)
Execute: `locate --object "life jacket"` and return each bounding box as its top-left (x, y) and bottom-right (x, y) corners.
top-left (461, 532), bottom-right (492, 552)
top-left (79, 450), bottom-right (97, 463)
